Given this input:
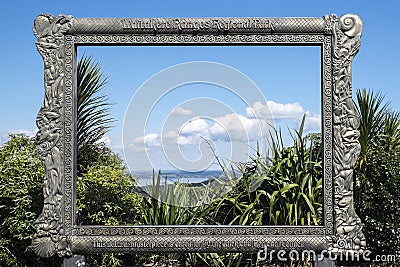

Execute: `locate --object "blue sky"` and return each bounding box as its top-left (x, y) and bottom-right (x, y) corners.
top-left (0, 1), bottom-right (399, 171)
top-left (79, 45), bottom-right (320, 170)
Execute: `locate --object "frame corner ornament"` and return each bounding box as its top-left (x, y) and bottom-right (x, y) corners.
top-left (331, 13), bottom-right (366, 255)
top-left (32, 14), bottom-right (74, 258)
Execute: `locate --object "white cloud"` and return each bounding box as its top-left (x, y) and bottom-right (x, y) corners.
top-left (246, 101), bottom-right (272, 119)
top-left (127, 133), bottom-right (162, 152)
top-left (128, 143), bottom-right (148, 152)
top-left (171, 107), bottom-right (192, 116)
top-left (162, 130), bottom-right (178, 140)
top-left (210, 113), bottom-right (266, 142)
top-left (246, 101), bottom-right (321, 132)
top-left (246, 101), bottom-right (305, 120)
top-left (171, 114), bottom-right (266, 144)
top-left (178, 118), bottom-right (210, 145)
top-left (208, 123), bottom-right (226, 140)
top-left (267, 101), bottom-right (306, 119)
top-left (131, 114), bottom-right (267, 148)
top-left (177, 134), bottom-right (204, 146)
top-left (128, 101), bottom-right (321, 151)
top-left (135, 133), bottom-right (161, 147)
top-left (179, 117), bottom-right (209, 136)
top-left (303, 112), bottom-right (321, 132)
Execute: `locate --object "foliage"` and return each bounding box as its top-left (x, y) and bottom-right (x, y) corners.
top-left (75, 143), bottom-right (145, 266)
top-left (355, 138), bottom-right (400, 259)
top-left (0, 135), bottom-right (62, 266)
top-left (208, 116), bottom-right (323, 227)
top-left (0, 55), bottom-right (128, 266)
top-left (0, 135), bottom-right (145, 267)
top-left (355, 88), bottom-right (391, 171)
top-left (185, 117), bottom-right (323, 266)
top-left (354, 88), bottom-right (400, 260)
top-left (259, 121), bottom-right (322, 226)
top-left (4, 81), bottom-right (399, 266)
top-left (132, 171), bottom-right (215, 266)
top-left (76, 144), bottom-right (144, 226)
top-left (77, 55), bottom-right (115, 175)
top-left (75, 55), bottom-right (134, 266)
top-left (139, 170), bottom-right (210, 226)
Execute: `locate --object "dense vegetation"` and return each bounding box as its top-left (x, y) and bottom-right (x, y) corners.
top-left (0, 54), bottom-right (398, 266)
top-left (0, 127), bottom-right (322, 266)
top-left (210, 118), bottom-right (322, 227)
top-left (353, 88), bottom-right (400, 262)
top-left (0, 135), bottom-right (62, 266)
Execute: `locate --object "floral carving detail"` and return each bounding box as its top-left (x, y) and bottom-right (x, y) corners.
top-left (32, 14), bottom-right (73, 258)
top-left (331, 14), bottom-right (366, 254)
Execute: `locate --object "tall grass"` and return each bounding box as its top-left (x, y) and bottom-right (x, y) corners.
top-left (139, 170), bottom-right (216, 225)
top-left (207, 116), bottom-right (323, 227)
top-left (135, 116), bottom-right (323, 266)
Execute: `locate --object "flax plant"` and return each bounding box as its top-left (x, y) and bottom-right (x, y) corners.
top-left (208, 115), bottom-right (323, 227)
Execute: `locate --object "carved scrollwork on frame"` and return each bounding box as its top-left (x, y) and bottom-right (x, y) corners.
top-left (31, 13), bottom-right (365, 259)
top-left (71, 226), bottom-right (326, 236)
top-left (32, 14), bottom-right (74, 258)
top-left (72, 34), bottom-right (325, 45)
top-left (330, 14), bottom-right (366, 254)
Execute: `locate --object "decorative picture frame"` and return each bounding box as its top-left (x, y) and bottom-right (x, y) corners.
top-left (32, 14), bottom-right (365, 258)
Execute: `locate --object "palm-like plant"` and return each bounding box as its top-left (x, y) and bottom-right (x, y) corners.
top-left (354, 88), bottom-right (400, 258)
top-left (355, 88), bottom-right (390, 169)
top-left (383, 111), bottom-right (400, 150)
top-left (355, 87), bottom-right (400, 173)
top-left (76, 55), bottom-right (115, 174)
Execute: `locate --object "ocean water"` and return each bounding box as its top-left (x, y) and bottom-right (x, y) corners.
top-left (131, 170), bottom-right (225, 186)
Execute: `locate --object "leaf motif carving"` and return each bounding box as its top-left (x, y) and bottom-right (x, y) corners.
top-left (32, 14), bottom-right (74, 258)
top-left (331, 14), bottom-right (366, 255)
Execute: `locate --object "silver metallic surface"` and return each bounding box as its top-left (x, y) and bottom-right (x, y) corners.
top-left (330, 14), bottom-right (366, 255)
top-left (32, 14), bottom-right (364, 258)
top-left (70, 17), bottom-right (326, 34)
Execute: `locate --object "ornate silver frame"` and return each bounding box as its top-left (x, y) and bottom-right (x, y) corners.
top-left (32, 14), bottom-right (365, 258)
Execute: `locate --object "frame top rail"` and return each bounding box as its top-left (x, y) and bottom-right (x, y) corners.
top-left (69, 17), bottom-right (328, 35)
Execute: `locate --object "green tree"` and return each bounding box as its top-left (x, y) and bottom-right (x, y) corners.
top-left (354, 88), bottom-right (400, 260)
top-left (75, 144), bottom-right (145, 267)
top-left (76, 144), bottom-right (144, 227)
top-left (0, 135), bottom-right (145, 267)
top-left (0, 135), bottom-right (62, 267)
top-left (75, 55), bottom-right (141, 266)
top-left (0, 56), bottom-right (134, 266)
top-left (355, 88), bottom-right (390, 171)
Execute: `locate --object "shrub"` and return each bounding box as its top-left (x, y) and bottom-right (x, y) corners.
top-left (76, 144), bottom-right (144, 226)
top-left (0, 135), bottom-right (145, 266)
top-left (0, 134), bottom-right (62, 266)
top-left (354, 88), bottom-right (400, 262)
top-left (354, 136), bottom-right (400, 259)
top-left (75, 144), bottom-right (145, 266)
